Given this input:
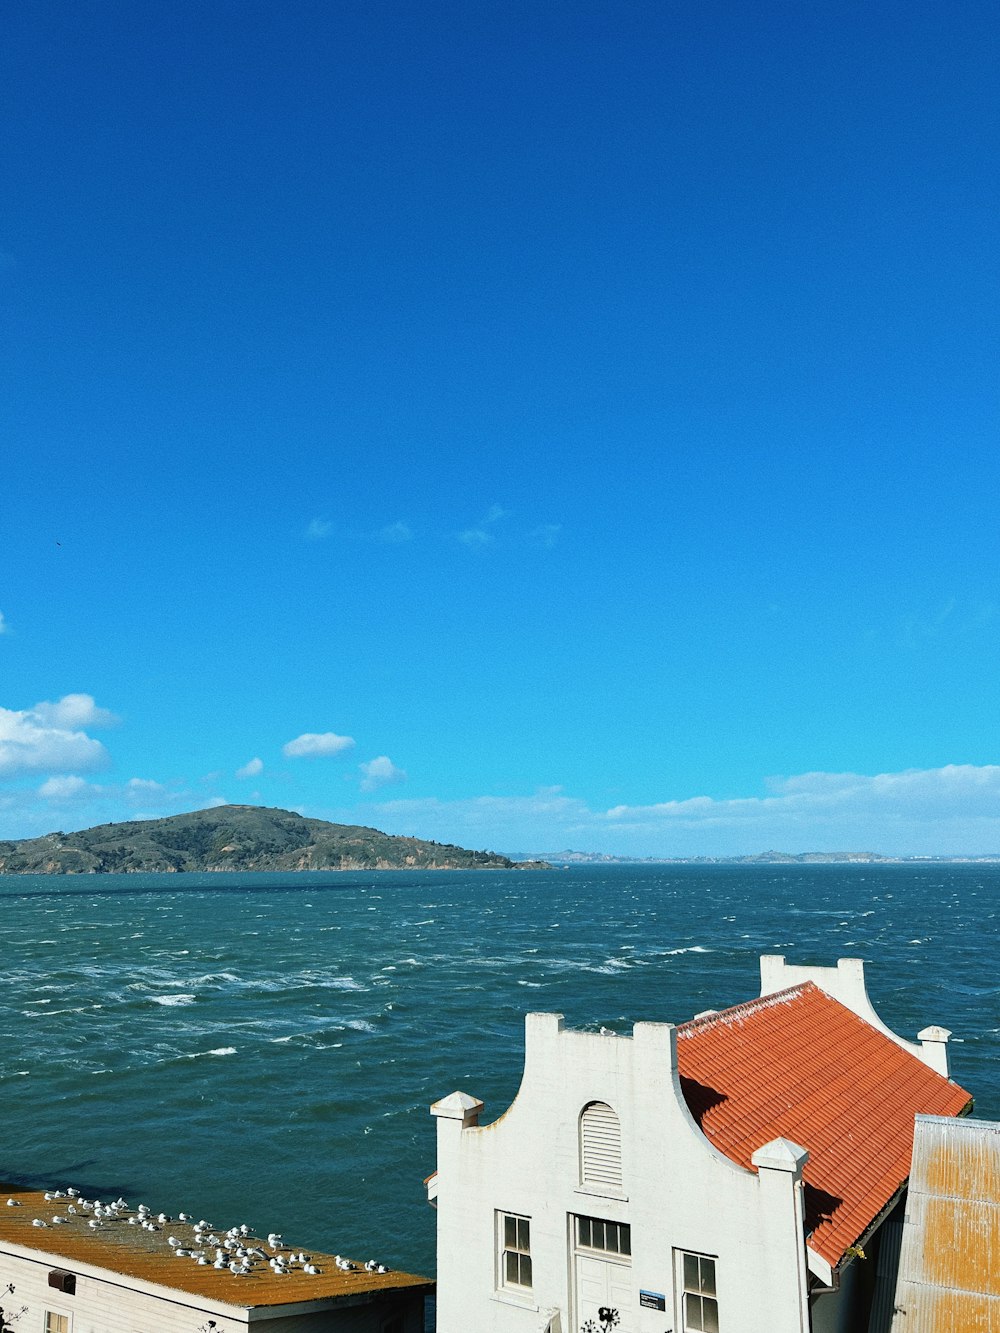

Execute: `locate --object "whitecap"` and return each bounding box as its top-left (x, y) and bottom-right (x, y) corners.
top-left (152, 995), bottom-right (196, 1006)
top-left (345, 1020), bottom-right (377, 1033)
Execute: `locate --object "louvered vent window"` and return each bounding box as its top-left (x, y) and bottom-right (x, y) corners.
top-left (580, 1101), bottom-right (623, 1190)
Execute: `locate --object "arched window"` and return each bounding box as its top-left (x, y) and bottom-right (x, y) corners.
top-left (579, 1101), bottom-right (623, 1190)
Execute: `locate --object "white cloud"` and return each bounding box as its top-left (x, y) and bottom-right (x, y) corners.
top-left (0, 697), bottom-right (115, 779)
top-left (305, 518), bottom-right (333, 541)
top-left (377, 521), bottom-right (413, 544)
top-left (236, 757), bottom-right (264, 779)
top-left (205, 796), bottom-right (229, 808)
top-left (126, 777), bottom-right (167, 798)
top-left (359, 755), bottom-right (407, 792)
top-left (484, 504), bottom-right (507, 525)
top-left (31, 694), bottom-right (120, 729)
top-left (341, 765), bottom-right (1000, 856)
top-left (283, 731), bottom-right (355, 759)
top-left (38, 775), bottom-right (96, 802)
top-left (0, 611), bottom-right (8, 635)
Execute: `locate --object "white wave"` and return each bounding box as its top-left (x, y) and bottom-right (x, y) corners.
top-left (345, 1019), bottom-right (377, 1033)
top-left (152, 994), bottom-right (196, 1006)
top-left (662, 945), bottom-right (712, 956)
top-left (207, 1047), bottom-right (237, 1056)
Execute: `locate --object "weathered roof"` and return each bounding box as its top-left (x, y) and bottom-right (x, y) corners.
top-left (675, 982), bottom-right (972, 1269)
top-left (890, 1114), bottom-right (1000, 1333)
top-left (0, 1184), bottom-right (432, 1310)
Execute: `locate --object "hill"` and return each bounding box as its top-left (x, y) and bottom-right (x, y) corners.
top-left (0, 805), bottom-right (538, 874)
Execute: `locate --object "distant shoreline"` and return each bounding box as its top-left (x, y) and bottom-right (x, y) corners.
top-left (505, 851), bottom-right (1000, 866)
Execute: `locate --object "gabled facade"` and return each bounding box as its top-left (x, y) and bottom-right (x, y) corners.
top-left (428, 956), bottom-right (971, 1333)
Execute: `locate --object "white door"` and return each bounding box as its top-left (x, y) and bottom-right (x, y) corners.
top-left (575, 1252), bottom-right (632, 1333)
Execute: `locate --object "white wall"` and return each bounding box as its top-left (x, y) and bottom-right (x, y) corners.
top-left (433, 1014), bottom-right (812, 1333)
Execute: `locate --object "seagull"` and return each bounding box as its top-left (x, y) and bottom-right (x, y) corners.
top-left (304, 1264), bottom-right (320, 1275)
top-left (178, 1212), bottom-right (190, 1222)
top-left (52, 1217), bottom-right (68, 1225)
top-left (6, 1200), bottom-right (20, 1207)
top-left (33, 1219), bottom-right (48, 1227)
top-left (87, 1220), bottom-right (101, 1230)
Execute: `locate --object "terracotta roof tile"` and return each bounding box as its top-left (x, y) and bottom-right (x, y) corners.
top-left (675, 982), bottom-right (972, 1268)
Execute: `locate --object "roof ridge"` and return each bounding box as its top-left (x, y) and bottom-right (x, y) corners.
top-left (676, 980), bottom-right (819, 1035)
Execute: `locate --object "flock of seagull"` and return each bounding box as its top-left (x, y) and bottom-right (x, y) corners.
top-left (7, 1189), bottom-right (390, 1282)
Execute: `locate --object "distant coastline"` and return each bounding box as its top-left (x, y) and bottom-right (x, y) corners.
top-left (505, 849), bottom-right (1000, 866)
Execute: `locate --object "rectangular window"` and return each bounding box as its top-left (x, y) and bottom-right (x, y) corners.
top-left (576, 1214), bottom-right (631, 1256)
top-left (498, 1211), bottom-right (532, 1290)
top-left (678, 1252), bottom-right (718, 1333)
top-left (45, 1315), bottom-right (70, 1333)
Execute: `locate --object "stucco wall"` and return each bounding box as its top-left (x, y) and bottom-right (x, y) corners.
top-left (433, 1014), bottom-right (812, 1333)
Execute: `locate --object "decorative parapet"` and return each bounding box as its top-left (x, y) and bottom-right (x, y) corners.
top-left (759, 955), bottom-right (951, 1077)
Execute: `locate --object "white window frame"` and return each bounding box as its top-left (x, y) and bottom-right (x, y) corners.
top-left (45, 1313), bottom-right (72, 1333)
top-left (497, 1211), bottom-right (533, 1292)
top-left (675, 1249), bottom-right (718, 1333)
top-left (575, 1213), bottom-right (631, 1257)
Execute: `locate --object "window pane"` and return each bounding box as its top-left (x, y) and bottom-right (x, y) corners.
top-left (619, 1224), bottom-right (631, 1256)
top-left (505, 1215), bottom-right (517, 1248)
top-left (520, 1254), bottom-right (532, 1288)
top-left (684, 1252), bottom-right (699, 1291)
top-left (506, 1250), bottom-right (519, 1283)
top-left (517, 1218), bottom-right (530, 1251)
top-left (683, 1293), bottom-right (704, 1332)
top-left (578, 1217), bottom-right (592, 1247)
top-left (703, 1297), bottom-right (719, 1333)
top-left (700, 1256), bottom-right (716, 1297)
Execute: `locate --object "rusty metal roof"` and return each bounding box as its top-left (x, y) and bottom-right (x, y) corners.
top-left (0, 1184), bottom-right (432, 1309)
top-left (675, 982), bottom-right (972, 1270)
top-left (890, 1114), bottom-right (1000, 1333)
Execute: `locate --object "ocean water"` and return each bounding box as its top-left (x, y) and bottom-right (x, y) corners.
top-left (1, 863), bottom-right (997, 1278)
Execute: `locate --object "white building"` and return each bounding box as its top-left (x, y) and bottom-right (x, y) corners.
top-left (0, 1185), bottom-right (432, 1333)
top-left (428, 955), bottom-right (972, 1333)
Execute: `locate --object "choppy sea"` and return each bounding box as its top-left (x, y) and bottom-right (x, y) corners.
top-left (1, 864), bottom-right (997, 1277)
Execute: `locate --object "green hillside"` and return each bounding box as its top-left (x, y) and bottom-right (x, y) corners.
top-left (0, 804), bottom-right (536, 874)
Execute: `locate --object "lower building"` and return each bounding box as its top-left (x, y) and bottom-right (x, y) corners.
top-left (0, 1187), bottom-right (432, 1333)
top-left (427, 955), bottom-right (972, 1333)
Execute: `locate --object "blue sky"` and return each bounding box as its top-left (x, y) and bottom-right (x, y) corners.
top-left (2, 1), bottom-right (999, 854)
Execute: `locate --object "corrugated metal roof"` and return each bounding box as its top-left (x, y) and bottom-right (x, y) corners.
top-left (0, 1184), bottom-right (432, 1309)
top-left (890, 1114), bottom-right (1000, 1333)
top-left (675, 983), bottom-right (972, 1270)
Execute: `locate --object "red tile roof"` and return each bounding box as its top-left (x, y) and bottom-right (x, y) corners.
top-left (675, 982), bottom-right (972, 1269)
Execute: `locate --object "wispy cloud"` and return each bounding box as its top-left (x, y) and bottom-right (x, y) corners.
top-left (359, 755), bottom-right (407, 792)
top-left (283, 731), bottom-right (356, 759)
top-left (530, 523), bottom-right (562, 549)
top-left (457, 503), bottom-right (508, 549)
top-left (0, 696), bottom-right (117, 779)
top-left (0, 611), bottom-right (9, 635)
top-left (304, 518), bottom-right (333, 541)
top-left (377, 521), bottom-right (413, 544)
top-left (236, 757), bottom-right (264, 779)
top-left (457, 527), bottom-right (494, 548)
top-left (346, 765), bottom-right (1000, 856)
